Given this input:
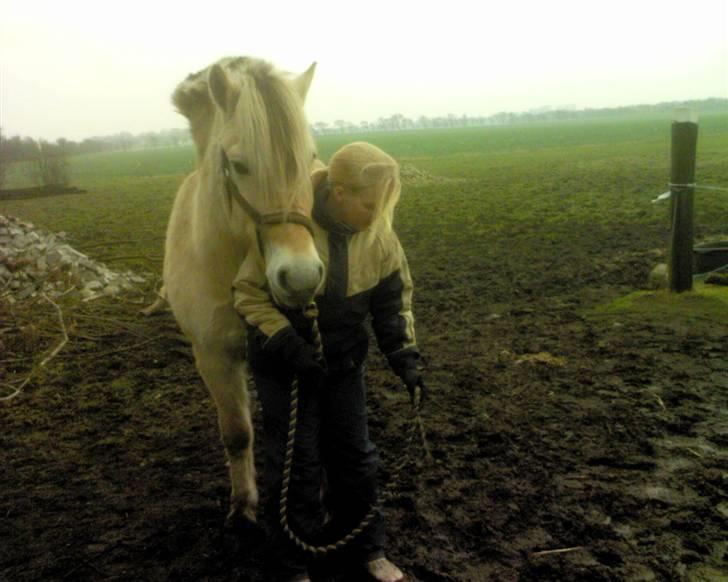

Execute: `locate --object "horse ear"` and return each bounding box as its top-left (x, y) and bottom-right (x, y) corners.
top-left (209, 64), bottom-right (232, 113)
top-left (293, 62), bottom-right (317, 102)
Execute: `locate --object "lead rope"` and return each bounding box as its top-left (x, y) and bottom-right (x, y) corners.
top-left (279, 303), bottom-right (431, 556)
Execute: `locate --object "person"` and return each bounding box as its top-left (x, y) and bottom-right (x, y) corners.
top-left (233, 142), bottom-right (425, 582)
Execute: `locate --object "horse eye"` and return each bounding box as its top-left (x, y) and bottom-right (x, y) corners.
top-left (232, 161), bottom-right (249, 175)
top-left (312, 152), bottom-right (318, 160)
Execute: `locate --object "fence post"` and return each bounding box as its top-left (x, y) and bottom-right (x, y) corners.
top-left (669, 108), bottom-right (699, 293)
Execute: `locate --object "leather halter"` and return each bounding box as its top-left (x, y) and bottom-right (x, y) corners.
top-left (220, 148), bottom-right (315, 236)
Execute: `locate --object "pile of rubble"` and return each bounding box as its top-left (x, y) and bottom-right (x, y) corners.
top-left (399, 163), bottom-right (462, 186)
top-left (0, 214), bottom-right (148, 304)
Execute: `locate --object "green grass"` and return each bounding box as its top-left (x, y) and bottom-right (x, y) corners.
top-left (591, 282), bottom-right (728, 326)
top-left (5, 112), bottom-right (727, 189)
top-left (4, 146), bottom-right (198, 189)
top-left (2, 114), bottom-right (727, 313)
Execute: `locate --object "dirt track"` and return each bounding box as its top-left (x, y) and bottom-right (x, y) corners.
top-left (1, 269), bottom-right (727, 580)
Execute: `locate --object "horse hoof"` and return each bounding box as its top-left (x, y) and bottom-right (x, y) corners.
top-left (225, 504), bottom-right (257, 529)
top-left (140, 300), bottom-right (166, 317)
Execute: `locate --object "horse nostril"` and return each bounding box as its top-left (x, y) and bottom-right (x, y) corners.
top-left (318, 264), bottom-right (324, 281)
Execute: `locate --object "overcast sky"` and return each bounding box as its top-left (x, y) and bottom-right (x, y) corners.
top-left (1, 0), bottom-right (726, 141)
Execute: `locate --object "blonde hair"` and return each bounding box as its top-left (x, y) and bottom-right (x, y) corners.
top-left (328, 142), bottom-right (401, 234)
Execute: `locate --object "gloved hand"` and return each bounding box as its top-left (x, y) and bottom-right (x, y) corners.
top-left (266, 327), bottom-right (325, 378)
top-left (388, 351), bottom-right (427, 407)
top-left (401, 368), bottom-right (427, 407)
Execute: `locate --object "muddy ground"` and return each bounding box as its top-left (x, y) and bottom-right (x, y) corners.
top-left (1, 254), bottom-right (727, 581)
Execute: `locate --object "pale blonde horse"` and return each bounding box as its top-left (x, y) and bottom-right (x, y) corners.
top-left (160, 57), bottom-right (323, 524)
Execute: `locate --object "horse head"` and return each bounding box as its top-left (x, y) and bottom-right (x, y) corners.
top-left (203, 57), bottom-right (324, 307)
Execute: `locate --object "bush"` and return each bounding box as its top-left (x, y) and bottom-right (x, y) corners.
top-left (27, 141), bottom-right (71, 191)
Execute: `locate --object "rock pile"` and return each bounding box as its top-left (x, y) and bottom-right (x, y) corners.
top-left (0, 214), bottom-right (148, 304)
top-left (399, 163), bottom-right (463, 186)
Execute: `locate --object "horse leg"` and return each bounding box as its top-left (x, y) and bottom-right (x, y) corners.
top-left (194, 347), bottom-right (258, 525)
top-left (140, 284), bottom-right (168, 316)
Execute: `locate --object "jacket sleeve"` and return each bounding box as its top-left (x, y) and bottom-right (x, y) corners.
top-left (232, 251), bottom-right (291, 345)
top-left (370, 231), bottom-right (418, 363)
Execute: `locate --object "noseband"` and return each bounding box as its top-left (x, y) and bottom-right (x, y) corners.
top-left (221, 148), bottom-right (315, 236)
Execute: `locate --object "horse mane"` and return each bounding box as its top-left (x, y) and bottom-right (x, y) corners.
top-left (173, 57), bottom-right (313, 211)
top-left (172, 57), bottom-right (250, 162)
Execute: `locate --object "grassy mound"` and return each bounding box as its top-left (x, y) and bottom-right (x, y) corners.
top-left (592, 281), bottom-right (728, 326)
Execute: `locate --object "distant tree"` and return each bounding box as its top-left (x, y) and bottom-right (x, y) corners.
top-left (114, 132), bottom-right (134, 151)
top-left (333, 120), bottom-right (348, 134)
top-left (28, 140), bottom-right (71, 191)
top-left (312, 121), bottom-right (329, 135)
top-left (389, 114), bottom-right (404, 130)
top-left (79, 137), bottom-right (107, 155)
top-left (491, 112), bottom-right (510, 125)
top-left (139, 132), bottom-right (159, 148)
top-left (1, 135), bottom-right (36, 161)
top-left (55, 137), bottom-right (77, 155)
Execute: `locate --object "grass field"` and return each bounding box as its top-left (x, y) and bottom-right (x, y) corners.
top-left (2, 113), bottom-right (727, 304)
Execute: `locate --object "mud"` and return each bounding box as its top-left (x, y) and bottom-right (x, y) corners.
top-left (1, 263), bottom-right (727, 580)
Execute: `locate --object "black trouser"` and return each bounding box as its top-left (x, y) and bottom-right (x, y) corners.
top-left (255, 364), bottom-right (385, 579)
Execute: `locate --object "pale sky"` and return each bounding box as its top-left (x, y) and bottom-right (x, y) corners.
top-left (1, 0), bottom-right (726, 141)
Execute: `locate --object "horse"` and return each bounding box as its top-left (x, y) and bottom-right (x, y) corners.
top-left (158, 56), bottom-right (324, 524)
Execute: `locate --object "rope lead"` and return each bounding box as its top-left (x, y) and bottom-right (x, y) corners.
top-left (278, 303), bottom-right (430, 555)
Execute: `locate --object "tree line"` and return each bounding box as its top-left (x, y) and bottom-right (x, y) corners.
top-left (0, 128), bottom-right (71, 191)
top-left (1, 98), bottom-right (724, 190)
top-left (312, 98), bottom-right (728, 134)
top-left (0, 128), bottom-right (192, 163)
top-left (0, 128), bottom-right (193, 191)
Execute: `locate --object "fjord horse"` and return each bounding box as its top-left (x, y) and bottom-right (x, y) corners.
top-left (161, 57), bottom-right (323, 524)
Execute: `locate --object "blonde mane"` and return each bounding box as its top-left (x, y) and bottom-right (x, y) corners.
top-left (174, 57), bottom-right (314, 213)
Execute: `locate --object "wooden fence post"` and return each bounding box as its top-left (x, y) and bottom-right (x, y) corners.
top-left (669, 108), bottom-right (699, 293)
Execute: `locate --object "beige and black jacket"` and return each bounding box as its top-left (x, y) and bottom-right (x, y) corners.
top-left (232, 185), bottom-right (418, 373)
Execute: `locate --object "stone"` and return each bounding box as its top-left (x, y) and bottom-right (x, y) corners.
top-left (647, 263), bottom-right (668, 290)
top-left (83, 281), bottom-right (103, 292)
top-left (46, 250), bottom-right (64, 268)
top-left (17, 284), bottom-right (37, 300)
top-left (0, 213), bottom-right (149, 303)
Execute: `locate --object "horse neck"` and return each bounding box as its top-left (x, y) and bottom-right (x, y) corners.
top-left (192, 164), bottom-right (252, 286)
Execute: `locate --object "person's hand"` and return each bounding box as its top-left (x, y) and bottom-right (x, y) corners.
top-left (267, 327), bottom-right (325, 378)
top-left (283, 338), bottom-right (326, 391)
top-left (289, 341), bottom-right (326, 376)
top-left (388, 350), bottom-right (427, 408)
top-left (401, 368), bottom-right (427, 408)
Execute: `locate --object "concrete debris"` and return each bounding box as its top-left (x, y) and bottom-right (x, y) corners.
top-left (399, 163), bottom-right (464, 186)
top-left (0, 214), bottom-right (148, 304)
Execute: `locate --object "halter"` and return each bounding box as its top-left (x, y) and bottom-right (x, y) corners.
top-left (220, 148), bottom-right (315, 236)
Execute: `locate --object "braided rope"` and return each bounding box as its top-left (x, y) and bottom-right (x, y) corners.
top-left (278, 303), bottom-right (430, 556)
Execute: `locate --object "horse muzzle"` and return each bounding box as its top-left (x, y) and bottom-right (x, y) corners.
top-left (268, 258), bottom-right (324, 308)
